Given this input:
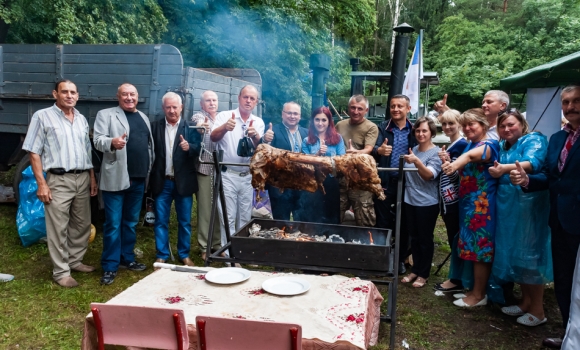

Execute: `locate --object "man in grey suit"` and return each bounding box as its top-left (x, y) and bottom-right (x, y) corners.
top-left (93, 83), bottom-right (154, 285)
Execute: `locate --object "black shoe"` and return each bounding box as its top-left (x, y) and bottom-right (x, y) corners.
top-left (433, 282), bottom-right (464, 293)
top-left (119, 261), bottom-right (147, 271)
top-left (398, 262), bottom-right (406, 275)
top-left (100, 271), bottom-right (117, 285)
top-left (542, 337), bottom-right (562, 349)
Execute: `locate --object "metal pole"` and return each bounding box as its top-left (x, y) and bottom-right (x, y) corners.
top-left (387, 23), bottom-right (415, 110)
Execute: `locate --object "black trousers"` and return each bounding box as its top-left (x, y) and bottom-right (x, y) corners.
top-left (404, 202), bottom-right (440, 279)
top-left (374, 178), bottom-right (410, 263)
top-left (441, 202), bottom-right (463, 286)
top-left (552, 220), bottom-right (580, 328)
top-left (269, 187), bottom-right (302, 221)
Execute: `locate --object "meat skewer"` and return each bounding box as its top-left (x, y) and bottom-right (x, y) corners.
top-left (250, 144), bottom-right (385, 200)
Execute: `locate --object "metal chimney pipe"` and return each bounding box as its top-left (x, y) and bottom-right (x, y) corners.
top-left (350, 58), bottom-right (363, 96)
top-left (387, 23), bottom-right (415, 115)
top-left (310, 54), bottom-right (331, 112)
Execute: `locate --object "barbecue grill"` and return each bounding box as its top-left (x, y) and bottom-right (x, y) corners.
top-left (192, 136), bottom-right (413, 349)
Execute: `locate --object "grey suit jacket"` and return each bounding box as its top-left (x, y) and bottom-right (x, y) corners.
top-left (93, 106), bottom-right (154, 191)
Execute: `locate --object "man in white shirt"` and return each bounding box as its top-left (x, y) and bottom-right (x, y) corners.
top-left (434, 90), bottom-right (509, 140)
top-left (211, 85), bottom-right (264, 249)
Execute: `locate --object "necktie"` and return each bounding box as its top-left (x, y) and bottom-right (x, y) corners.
top-left (292, 131), bottom-right (299, 152)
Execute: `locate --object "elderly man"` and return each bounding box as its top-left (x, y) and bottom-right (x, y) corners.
top-left (22, 79), bottom-right (98, 288)
top-left (93, 83), bottom-right (154, 285)
top-left (511, 85), bottom-right (580, 349)
top-left (192, 90), bottom-right (222, 260)
top-left (211, 85), bottom-right (264, 247)
top-left (261, 101), bottom-right (308, 220)
top-left (434, 90), bottom-right (509, 140)
top-left (372, 94), bottom-right (417, 274)
top-left (150, 92), bottom-right (200, 267)
top-left (335, 95), bottom-right (379, 227)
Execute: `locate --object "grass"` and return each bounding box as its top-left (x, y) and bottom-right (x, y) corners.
top-left (0, 202), bottom-right (565, 349)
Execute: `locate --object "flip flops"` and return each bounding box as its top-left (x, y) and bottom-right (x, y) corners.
top-left (501, 305), bottom-right (525, 316)
top-left (517, 313), bottom-right (547, 327)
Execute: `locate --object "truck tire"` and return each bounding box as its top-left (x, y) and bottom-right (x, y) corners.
top-left (12, 153), bottom-right (31, 204)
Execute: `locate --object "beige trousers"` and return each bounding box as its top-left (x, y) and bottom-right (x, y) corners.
top-left (195, 172), bottom-right (222, 250)
top-left (44, 171), bottom-right (91, 281)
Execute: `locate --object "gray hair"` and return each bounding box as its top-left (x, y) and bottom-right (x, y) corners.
top-left (485, 90), bottom-right (510, 106)
top-left (162, 92), bottom-right (182, 105)
top-left (201, 90), bottom-right (218, 100)
top-left (239, 84), bottom-right (259, 97)
top-left (561, 85), bottom-right (580, 97)
top-left (283, 101), bottom-right (301, 111)
top-left (348, 94), bottom-right (369, 108)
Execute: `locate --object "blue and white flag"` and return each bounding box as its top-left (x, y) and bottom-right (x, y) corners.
top-left (402, 32), bottom-right (423, 115)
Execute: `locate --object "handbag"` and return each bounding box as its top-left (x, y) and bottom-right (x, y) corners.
top-left (237, 136), bottom-right (255, 157)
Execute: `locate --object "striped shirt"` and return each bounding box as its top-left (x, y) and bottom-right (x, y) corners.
top-left (192, 110), bottom-right (217, 176)
top-left (22, 104), bottom-right (93, 172)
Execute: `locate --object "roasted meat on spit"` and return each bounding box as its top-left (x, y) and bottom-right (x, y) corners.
top-left (250, 144), bottom-right (385, 200)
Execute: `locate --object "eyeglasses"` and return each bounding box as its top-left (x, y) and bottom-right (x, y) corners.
top-left (283, 111), bottom-right (300, 117)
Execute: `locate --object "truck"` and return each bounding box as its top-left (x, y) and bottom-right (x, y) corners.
top-left (0, 44), bottom-right (263, 201)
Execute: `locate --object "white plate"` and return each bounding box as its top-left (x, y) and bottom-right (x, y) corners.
top-left (262, 276), bottom-right (311, 296)
top-left (204, 268), bottom-right (251, 284)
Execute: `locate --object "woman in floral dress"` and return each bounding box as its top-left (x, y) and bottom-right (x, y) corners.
top-left (441, 108), bottom-right (499, 307)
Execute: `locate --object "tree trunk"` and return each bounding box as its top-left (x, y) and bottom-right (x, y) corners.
top-left (388, 0), bottom-right (402, 59)
top-left (0, 19), bottom-right (10, 43)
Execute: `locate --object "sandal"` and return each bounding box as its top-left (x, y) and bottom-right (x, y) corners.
top-left (517, 313), bottom-right (547, 327)
top-left (413, 277), bottom-right (428, 288)
top-left (401, 273), bottom-right (418, 284)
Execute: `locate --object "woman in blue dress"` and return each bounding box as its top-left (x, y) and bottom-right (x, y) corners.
top-left (488, 109), bottom-right (552, 326)
top-left (300, 107), bottom-right (345, 224)
top-left (441, 108), bottom-right (499, 308)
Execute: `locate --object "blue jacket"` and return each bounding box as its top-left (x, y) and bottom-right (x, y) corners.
top-left (525, 129), bottom-right (580, 235)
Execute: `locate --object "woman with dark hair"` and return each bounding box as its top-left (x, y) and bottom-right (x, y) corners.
top-left (400, 116), bottom-right (442, 288)
top-left (300, 107), bottom-right (345, 224)
top-left (488, 109), bottom-right (552, 326)
top-left (441, 108), bottom-right (500, 307)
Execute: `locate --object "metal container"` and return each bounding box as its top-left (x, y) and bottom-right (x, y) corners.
top-left (230, 219), bottom-right (392, 273)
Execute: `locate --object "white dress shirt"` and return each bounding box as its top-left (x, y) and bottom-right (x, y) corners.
top-left (165, 118), bottom-right (180, 176)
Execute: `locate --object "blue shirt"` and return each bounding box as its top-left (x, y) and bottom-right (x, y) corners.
top-left (301, 135), bottom-right (346, 157)
top-left (389, 122), bottom-right (411, 175)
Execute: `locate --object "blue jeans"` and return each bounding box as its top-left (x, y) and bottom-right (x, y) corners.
top-left (154, 179), bottom-right (193, 260)
top-left (101, 179), bottom-right (145, 272)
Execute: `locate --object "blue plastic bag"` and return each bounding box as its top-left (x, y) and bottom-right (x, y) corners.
top-left (16, 166), bottom-right (46, 247)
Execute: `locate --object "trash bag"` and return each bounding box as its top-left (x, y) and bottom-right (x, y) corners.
top-left (16, 166), bottom-right (46, 247)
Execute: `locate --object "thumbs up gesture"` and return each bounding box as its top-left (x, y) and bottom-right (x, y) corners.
top-left (263, 122), bottom-right (274, 143)
top-left (441, 160), bottom-right (457, 176)
top-left (488, 160), bottom-right (504, 178)
top-left (403, 147), bottom-right (418, 164)
top-left (179, 134), bottom-right (189, 151)
top-left (197, 116), bottom-right (210, 134)
top-left (225, 112), bottom-right (236, 131)
top-left (434, 93), bottom-right (450, 114)
top-left (378, 138), bottom-right (392, 156)
top-left (509, 160), bottom-right (529, 186)
top-left (318, 138), bottom-right (327, 156)
top-left (246, 119), bottom-right (259, 140)
top-left (438, 145), bottom-right (450, 162)
top-left (346, 139), bottom-right (356, 154)
top-left (112, 132), bottom-right (127, 150)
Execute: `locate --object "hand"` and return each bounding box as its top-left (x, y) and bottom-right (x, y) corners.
top-left (318, 139), bottom-right (327, 155)
top-left (346, 139), bottom-right (356, 154)
top-left (433, 94), bottom-right (449, 114)
top-left (403, 148), bottom-right (418, 164)
top-left (179, 134), bottom-right (189, 151)
top-left (509, 160), bottom-right (529, 186)
top-left (246, 120), bottom-right (259, 140)
top-left (488, 160), bottom-right (504, 178)
top-left (225, 113), bottom-right (236, 131)
top-left (111, 132), bottom-right (127, 150)
top-left (438, 145), bottom-right (450, 162)
top-left (263, 123), bottom-right (274, 143)
top-left (37, 182), bottom-right (52, 204)
top-left (90, 177), bottom-right (98, 197)
top-left (378, 138), bottom-right (392, 157)
top-left (441, 160), bottom-right (457, 176)
top-left (197, 116), bottom-right (210, 134)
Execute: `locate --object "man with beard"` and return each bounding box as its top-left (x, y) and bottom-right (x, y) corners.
top-left (260, 101), bottom-right (308, 220)
top-left (372, 94), bottom-right (417, 274)
top-left (511, 85), bottom-right (580, 349)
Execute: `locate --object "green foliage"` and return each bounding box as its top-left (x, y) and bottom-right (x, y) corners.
top-left (0, 0), bottom-right (167, 44)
